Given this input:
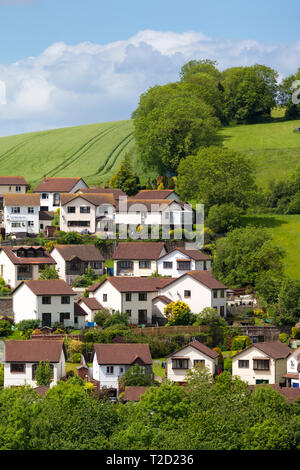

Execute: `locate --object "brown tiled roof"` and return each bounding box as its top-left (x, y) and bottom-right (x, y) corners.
top-left (152, 295), bottom-right (173, 305)
top-left (34, 177), bottom-right (86, 193)
top-left (183, 271), bottom-right (227, 289)
top-left (76, 187), bottom-right (127, 199)
top-left (123, 386), bottom-right (150, 402)
top-left (93, 343), bottom-right (152, 365)
top-left (39, 211), bottom-right (54, 221)
top-left (5, 340), bottom-right (64, 363)
top-left (74, 303), bottom-right (88, 316)
top-left (112, 242), bottom-right (166, 260)
top-left (249, 384), bottom-right (300, 403)
top-left (1, 246), bottom-right (56, 265)
top-left (233, 341), bottom-right (292, 360)
top-left (78, 297), bottom-right (103, 311)
top-left (120, 199), bottom-right (175, 211)
top-left (167, 340), bottom-right (219, 360)
top-left (89, 276), bottom-right (174, 293)
top-left (13, 279), bottom-right (76, 296)
top-left (60, 192), bottom-right (115, 207)
top-left (133, 190), bottom-right (176, 200)
top-left (4, 193), bottom-right (40, 206)
top-left (51, 244), bottom-right (104, 261)
top-left (0, 176), bottom-right (28, 186)
top-left (159, 247), bottom-right (211, 261)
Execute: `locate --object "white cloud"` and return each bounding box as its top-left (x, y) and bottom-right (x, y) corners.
top-left (0, 30), bottom-right (299, 136)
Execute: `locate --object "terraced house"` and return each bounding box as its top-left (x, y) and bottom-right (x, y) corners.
top-left (0, 176), bottom-right (28, 210)
top-left (0, 245), bottom-right (56, 288)
top-left (112, 242), bottom-right (167, 276)
top-left (34, 177), bottom-right (88, 212)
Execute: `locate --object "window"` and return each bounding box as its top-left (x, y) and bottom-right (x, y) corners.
top-left (53, 194), bottom-right (60, 206)
top-left (172, 359), bottom-right (189, 369)
top-left (80, 206), bottom-right (90, 213)
top-left (28, 221), bottom-right (34, 227)
top-left (163, 261), bottom-right (173, 269)
top-left (184, 290), bottom-right (191, 298)
top-left (103, 294), bottom-right (107, 302)
top-left (67, 221), bottom-right (90, 227)
top-left (11, 207), bottom-right (20, 214)
top-left (90, 262), bottom-right (101, 269)
top-left (106, 366), bottom-right (114, 374)
top-left (203, 261), bottom-right (207, 271)
top-left (138, 310), bottom-right (147, 324)
top-left (220, 306), bottom-right (225, 317)
top-left (41, 193), bottom-right (48, 199)
top-left (139, 292), bottom-right (147, 301)
top-left (28, 207), bottom-right (34, 214)
top-left (220, 290), bottom-right (225, 298)
top-left (194, 360), bottom-right (205, 368)
top-left (119, 260), bottom-right (133, 269)
top-left (67, 206), bottom-right (76, 213)
top-left (61, 296), bottom-right (70, 304)
top-left (10, 363), bottom-right (25, 373)
top-left (60, 312), bottom-right (70, 322)
top-left (139, 260), bottom-right (151, 269)
top-left (125, 293), bottom-right (132, 302)
top-left (213, 290), bottom-right (218, 299)
top-left (177, 261), bottom-right (191, 270)
top-left (253, 359), bottom-right (270, 370)
top-left (16, 186), bottom-right (21, 192)
top-left (120, 367), bottom-right (124, 373)
top-left (238, 360), bottom-right (249, 369)
top-left (42, 296), bottom-right (51, 304)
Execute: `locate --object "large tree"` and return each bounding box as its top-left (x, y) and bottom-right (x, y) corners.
top-left (133, 82), bottom-right (221, 173)
top-left (176, 146), bottom-right (257, 210)
top-left (279, 68), bottom-right (300, 119)
top-left (212, 226), bottom-right (285, 288)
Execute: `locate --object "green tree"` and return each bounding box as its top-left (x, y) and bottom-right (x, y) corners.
top-left (35, 361), bottom-right (53, 387)
top-left (206, 203), bottom-right (242, 234)
top-left (279, 68), bottom-right (300, 119)
top-left (94, 308), bottom-right (111, 327)
top-left (120, 364), bottom-right (152, 388)
top-left (212, 226), bottom-right (285, 288)
top-left (134, 82), bottom-right (220, 173)
top-left (109, 155), bottom-right (140, 196)
top-left (39, 264), bottom-right (59, 280)
top-left (177, 146), bottom-right (257, 210)
top-left (277, 278), bottom-right (300, 325)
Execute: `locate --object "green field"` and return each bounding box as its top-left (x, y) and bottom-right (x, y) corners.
top-left (0, 120), bottom-right (137, 187)
top-left (221, 120), bottom-right (300, 188)
top-left (241, 214), bottom-right (300, 279)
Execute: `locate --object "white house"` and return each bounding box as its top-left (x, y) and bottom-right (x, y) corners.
top-left (50, 244), bottom-right (104, 285)
top-left (285, 348), bottom-right (300, 388)
top-left (166, 340), bottom-right (220, 383)
top-left (232, 341), bottom-right (292, 386)
top-left (60, 193), bottom-right (116, 234)
top-left (154, 271), bottom-right (228, 319)
top-left (12, 279), bottom-right (85, 329)
top-left (132, 189), bottom-right (181, 202)
top-left (92, 343), bottom-right (153, 397)
top-left (112, 242), bottom-right (167, 276)
top-left (88, 276), bottom-right (172, 325)
top-left (4, 340), bottom-right (66, 388)
top-left (4, 193), bottom-right (40, 237)
top-left (0, 245), bottom-right (56, 289)
top-left (77, 297), bottom-right (103, 323)
top-left (157, 247), bottom-right (212, 277)
top-left (0, 176), bottom-right (28, 210)
top-left (34, 177), bottom-right (88, 212)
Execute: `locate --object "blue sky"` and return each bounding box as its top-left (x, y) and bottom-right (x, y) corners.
top-left (0, 0), bottom-right (299, 135)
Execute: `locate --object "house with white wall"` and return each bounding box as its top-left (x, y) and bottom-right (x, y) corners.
top-left (0, 176), bottom-right (28, 210)
top-left (154, 271), bottom-right (228, 319)
top-left (112, 242), bottom-right (167, 276)
top-left (157, 247), bottom-right (212, 277)
top-left (285, 349), bottom-right (300, 388)
top-left (132, 189), bottom-right (181, 202)
top-left (34, 177), bottom-right (88, 212)
top-left (4, 193), bottom-right (40, 237)
top-left (166, 340), bottom-right (219, 383)
top-left (4, 340), bottom-right (66, 388)
top-left (50, 244), bottom-right (104, 285)
top-left (60, 193), bottom-right (115, 234)
top-left (0, 245), bottom-right (56, 288)
top-left (92, 343), bottom-right (152, 397)
top-left (232, 341), bottom-right (292, 386)
top-left (77, 297), bottom-right (103, 323)
top-left (12, 279), bottom-right (85, 329)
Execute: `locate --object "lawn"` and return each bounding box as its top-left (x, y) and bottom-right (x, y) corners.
top-left (220, 119), bottom-right (300, 189)
top-left (241, 213), bottom-right (300, 280)
top-left (152, 358), bottom-right (166, 378)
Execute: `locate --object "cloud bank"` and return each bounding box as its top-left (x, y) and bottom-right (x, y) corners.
top-left (0, 30), bottom-right (299, 136)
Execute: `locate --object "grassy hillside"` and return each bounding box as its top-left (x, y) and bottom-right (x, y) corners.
top-left (220, 120), bottom-right (300, 189)
top-left (241, 214), bottom-right (300, 280)
top-left (0, 120), bottom-right (136, 187)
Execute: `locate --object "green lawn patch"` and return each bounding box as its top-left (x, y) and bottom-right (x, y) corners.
top-left (152, 358), bottom-right (166, 378)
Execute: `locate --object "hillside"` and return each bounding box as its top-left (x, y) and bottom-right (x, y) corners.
top-left (0, 120), bottom-right (136, 187)
top-left (221, 119), bottom-right (300, 189)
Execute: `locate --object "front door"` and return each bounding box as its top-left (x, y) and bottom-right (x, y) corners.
top-left (42, 313), bottom-right (51, 327)
top-left (138, 310), bottom-right (147, 325)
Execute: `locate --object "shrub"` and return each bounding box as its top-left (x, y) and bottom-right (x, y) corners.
top-left (0, 319), bottom-right (11, 337)
top-left (72, 353), bottom-right (81, 363)
top-left (66, 339), bottom-right (84, 359)
top-left (16, 319), bottom-right (40, 333)
top-left (231, 335), bottom-right (252, 351)
top-left (279, 333), bottom-right (290, 345)
top-left (291, 327), bottom-right (300, 340)
top-left (94, 309), bottom-right (111, 327)
top-left (35, 361), bottom-right (53, 387)
top-left (223, 357), bottom-right (232, 372)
